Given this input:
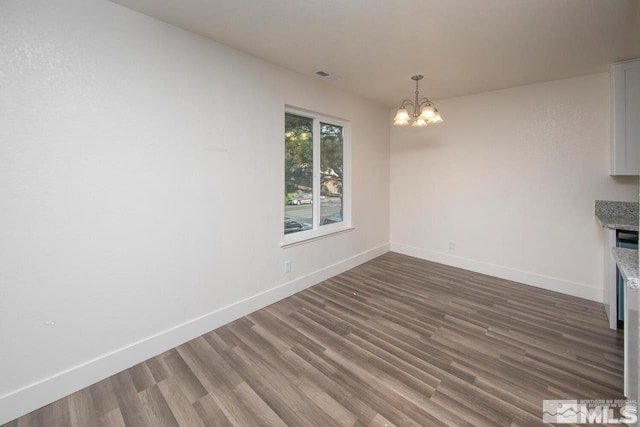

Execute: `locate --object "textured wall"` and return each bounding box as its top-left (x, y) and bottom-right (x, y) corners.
top-left (390, 73), bottom-right (638, 301)
top-left (0, 0), bottom-right (390, 422)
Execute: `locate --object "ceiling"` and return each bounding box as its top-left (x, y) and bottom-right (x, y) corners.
top-left (110, 0), bottom-right (640, 107)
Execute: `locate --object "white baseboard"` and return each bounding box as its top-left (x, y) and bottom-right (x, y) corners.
top-left (391, 243), bottom-right (602, 303)
top-left (0, 243), bottom-right (390, 425)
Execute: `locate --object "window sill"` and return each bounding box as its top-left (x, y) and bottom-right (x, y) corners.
top-left (281, 226), bottom-right (355, 248)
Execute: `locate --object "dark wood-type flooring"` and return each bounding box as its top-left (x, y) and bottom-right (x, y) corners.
top-left (4, 252), bottom-right (624, 426)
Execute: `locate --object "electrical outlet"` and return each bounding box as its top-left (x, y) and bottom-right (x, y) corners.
top-left (284, 260), bottom-right (291, 273)
top-left (449, 242), bottom-right (455, 251)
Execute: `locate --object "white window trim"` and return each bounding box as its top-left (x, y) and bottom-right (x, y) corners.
top-left (280, 227), bottom-right (355, 248)
top-left (282, 106), bottom-right (352, 246)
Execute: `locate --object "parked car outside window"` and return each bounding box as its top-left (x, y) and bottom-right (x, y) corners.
top-left (287, 193), bottom-right (312, 205)
top-left (284, 217), bottom-right (311, 234)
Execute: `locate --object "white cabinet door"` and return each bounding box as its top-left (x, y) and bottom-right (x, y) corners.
top-left (611, 59), bottom-right (640, 176)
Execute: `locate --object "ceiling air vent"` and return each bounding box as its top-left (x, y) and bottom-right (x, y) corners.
top-left (315, 71), bottom-right (337, 81)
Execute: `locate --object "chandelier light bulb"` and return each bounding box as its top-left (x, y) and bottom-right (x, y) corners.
top-left (412, 118), bottom-right (428, 127)
top-left (393, 108), bottom-right (410, 122)
top-left (428, 110), bottom-right (443, 124)
top-left (419, 105), bottom-right (435, 120)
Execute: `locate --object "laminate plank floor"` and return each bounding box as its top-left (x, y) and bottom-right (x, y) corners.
top-left (3, 252), bottom-right (625, 426)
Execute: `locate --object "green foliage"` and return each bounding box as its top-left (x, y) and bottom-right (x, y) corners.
top-left (320, 123), bottom-right (343, 195)
top-left (285, 192), bottom-right (298, 202)
top-left (285, 114), bottom-right (313, 194)
top-left (285, 114), bottom-right (343, 196)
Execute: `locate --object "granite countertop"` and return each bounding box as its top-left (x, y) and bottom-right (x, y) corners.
top-left (612, 247), bottom-right (639, 289)
top-left (595, 200), bottom-right (639, 231)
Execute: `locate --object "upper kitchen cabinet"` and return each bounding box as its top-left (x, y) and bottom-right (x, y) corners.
top-left (611, 59), bottom-right (640, 175)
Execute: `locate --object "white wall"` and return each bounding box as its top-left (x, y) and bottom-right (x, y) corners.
top-left (391, 73), bottom-right (638, 302)
top-left (0, 0), bottom-right (390, 423)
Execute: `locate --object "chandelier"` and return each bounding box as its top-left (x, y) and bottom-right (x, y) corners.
top-left (393, 75), bottom-right (443, 127)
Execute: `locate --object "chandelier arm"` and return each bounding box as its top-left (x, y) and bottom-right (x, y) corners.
top-left (399, 99), bottom-right (414, 109)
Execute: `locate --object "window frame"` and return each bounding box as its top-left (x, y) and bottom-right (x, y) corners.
top-left (283, 106), bottom-right (352, 246)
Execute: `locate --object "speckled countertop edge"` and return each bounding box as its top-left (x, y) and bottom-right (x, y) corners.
top-left (595, 200), bottom-right (639, 217)
top-left (612, 247), bottom-right (639, 289)
top-left (595, 215), bottom-right (640, 231)
top-left (595, 200), bottom-right (639, 231)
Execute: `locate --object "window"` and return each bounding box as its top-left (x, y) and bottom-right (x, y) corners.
top-left (284, 108), bottom-right (350, 242)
